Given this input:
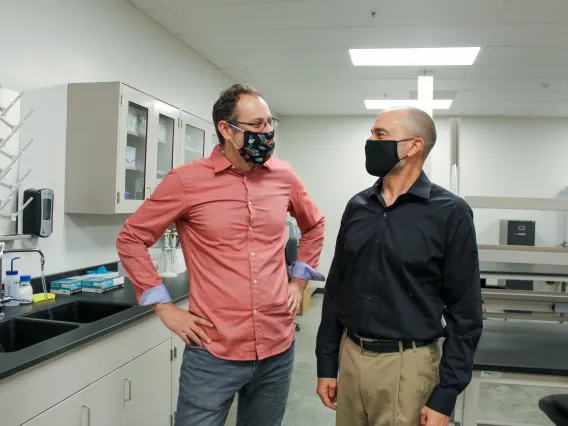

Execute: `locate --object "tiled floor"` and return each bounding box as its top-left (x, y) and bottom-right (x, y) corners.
top-left (225, 294), bottom-right (558, 425)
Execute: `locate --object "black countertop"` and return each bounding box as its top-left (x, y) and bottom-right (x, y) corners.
top-left (0, 273), bottom-right (189, 381)
top-left (474, 320), bottom-right (568, 376)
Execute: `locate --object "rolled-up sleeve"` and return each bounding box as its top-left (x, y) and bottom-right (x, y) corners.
top-left (116, 169), bottom-right (188, 304)
top-left (287, 170), bottom-right (325, 273)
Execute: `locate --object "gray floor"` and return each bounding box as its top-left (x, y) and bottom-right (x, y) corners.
top-left (225, 294), bottom-right (558, 426)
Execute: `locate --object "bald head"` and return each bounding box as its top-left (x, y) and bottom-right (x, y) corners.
top-left (381, 107), bottom-right (437, 158)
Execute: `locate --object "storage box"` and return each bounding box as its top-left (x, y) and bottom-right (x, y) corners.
top-left (298, 281), bottom-right (312, 315)
top-left (81, 276), bottom-right (125, 293)
top-left (50, 275), bottom-right (87, 295)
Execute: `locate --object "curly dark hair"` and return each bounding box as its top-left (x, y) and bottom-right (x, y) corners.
top-left (212, 84), bottom-right (263, 146)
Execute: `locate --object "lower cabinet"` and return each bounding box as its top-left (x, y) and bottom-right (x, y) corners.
top-left (121, 340), bottom-right (172, 426)
top-left (23, 340), bottom-right (171, 426)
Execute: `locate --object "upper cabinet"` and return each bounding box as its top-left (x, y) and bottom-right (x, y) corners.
top-left (179, 111), bottom-right (208, 165)
top-left (64, 82), bottom-right (197, 214)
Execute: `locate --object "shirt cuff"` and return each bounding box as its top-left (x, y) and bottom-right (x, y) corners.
top-left (290, 261), bottom-right (326, 281)
top-left (317, 356), bottom-right (339, 379)
top-left (425, 385), bottom-right (458, 417)
top-left (139, 284), bottom-right (172, 306)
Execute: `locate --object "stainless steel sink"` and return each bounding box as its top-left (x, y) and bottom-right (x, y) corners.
top-left (24, 300), bottom-right (135, 323)
top-left (0, 318), bottom-right (79, 353)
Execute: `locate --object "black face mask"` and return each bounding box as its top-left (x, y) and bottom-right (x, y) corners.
top-left (365, 138), bottom-right (414, 177)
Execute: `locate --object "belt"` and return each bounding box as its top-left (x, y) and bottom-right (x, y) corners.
top-left (347, 330), bottom-right (436, 354)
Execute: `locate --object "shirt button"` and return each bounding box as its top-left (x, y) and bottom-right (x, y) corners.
top-left (244, 176), bottom-right (247, 181)
top-left (375, 239), bottom-right (380, 244)
top-left (251, 252), bottom-right (255, 256)
top-left (253, 310), bottom-right (257, 314)
top-left (248, 201), bottom-right (252, 205)
top-left (253, 280), bottom-right (257, 284)
top-left (366, 296), bottom-right (371, 300)
top-left (383, 212), bottom-right (387, 217)
top-left (250, 226), bottom-right (253, 230)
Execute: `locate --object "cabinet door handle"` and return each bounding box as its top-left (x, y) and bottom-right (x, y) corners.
top-left (82, 405), bottom-right (91, 426)
top-left (146, 187), bottom-right (151, 198)
top-left (124, 377), bottom-right (132, 401)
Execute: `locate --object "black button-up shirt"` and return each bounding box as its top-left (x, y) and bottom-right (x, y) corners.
top-left (316, 172), bottom-right (483, 416)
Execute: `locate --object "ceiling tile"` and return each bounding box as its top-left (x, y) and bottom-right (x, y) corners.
top-left (202, 54), bottom-right (237, 69)
top-left (219, 50), bottom-right (351, 69)
top-left (171, 0), bottom-right (337, 33)
top-left (499, 0), bottom-right (568, 24)
top-left (489, 24), bottom-right (568, 47)
top-left (477, 46), bottom-right (568, 67)
top-left (128, 0), bottom-right (166, 10)
top-left (335, 0), bottom-right (504, 27)
top-left (130, 0), bottom-right (568, 116)
top-left (161, 0), bottom-right (308, 6)
top-left (145, 8), bottom-right (189, 34)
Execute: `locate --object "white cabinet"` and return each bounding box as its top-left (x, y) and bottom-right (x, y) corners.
top-left (22, 341), bottom-right (172, 426)
top-left (121, 341), bottom-right (172, 426)
top-left (22, 369), bottom-right (122, 426)
top-left (65, 82), bottom-right (180, 214)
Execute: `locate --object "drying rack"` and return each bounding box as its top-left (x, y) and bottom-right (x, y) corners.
top-left (0, 84), bottom-right (35, 238)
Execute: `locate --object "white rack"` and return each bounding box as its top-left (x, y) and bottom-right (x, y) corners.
top-left (465, 196), bottom-right (568, 212)
top-left (0, 84), bottom-right (35, 236)
top-left (466, 195), bottom-right (568, 265)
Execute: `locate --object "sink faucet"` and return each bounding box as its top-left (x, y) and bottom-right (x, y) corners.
top-left (0, 242), bottom-right (46, 319)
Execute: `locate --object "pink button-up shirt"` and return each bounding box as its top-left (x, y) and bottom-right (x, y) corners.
top-left (116, 146), bottom-right (325, 361)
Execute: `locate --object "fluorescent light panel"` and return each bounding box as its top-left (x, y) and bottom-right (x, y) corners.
top-left (365, 99), bottom-right (453, 110)
top-left (350, 47), bottom-right (481, 66)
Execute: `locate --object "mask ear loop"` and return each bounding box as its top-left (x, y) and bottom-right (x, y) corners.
top-left (398, 137), bottom-right (418, 161)
top-left (226, 122), bottom-right (244, 151)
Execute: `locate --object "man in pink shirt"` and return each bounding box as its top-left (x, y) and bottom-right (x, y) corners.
top-left (116, 84), bottom-right (325, 426)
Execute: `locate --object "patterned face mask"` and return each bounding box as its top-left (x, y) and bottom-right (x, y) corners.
top-left (231, 129), bottom-right (275, 166)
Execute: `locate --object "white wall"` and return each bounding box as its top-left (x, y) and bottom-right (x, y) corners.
top-left (277, 116), bottom-right (568, 284)
top-left (0, 0), bottom-right (232, 277)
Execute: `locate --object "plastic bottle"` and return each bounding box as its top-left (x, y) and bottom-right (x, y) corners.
top-left (19, 275), bottom-right (33, 305)
top-left (4, 257), bottom-right (20, 306)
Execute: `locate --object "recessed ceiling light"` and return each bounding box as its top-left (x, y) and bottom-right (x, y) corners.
top-left (365, 99), bottom-right (453, 110)
top-left (350, 47), bottom-right (481, 66)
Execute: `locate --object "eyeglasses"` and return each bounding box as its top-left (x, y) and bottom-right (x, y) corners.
top-left (227, 117), bottom-right (279, 131)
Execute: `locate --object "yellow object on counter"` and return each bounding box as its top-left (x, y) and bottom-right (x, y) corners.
top-left (32, 293), bottom-right (56, 302)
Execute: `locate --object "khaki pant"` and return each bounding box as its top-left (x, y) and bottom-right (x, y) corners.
top-left (336, 333), bottom-right (441, 426)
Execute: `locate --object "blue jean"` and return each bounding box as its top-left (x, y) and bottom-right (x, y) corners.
top-left (175, 338), bottom-right (295, 426)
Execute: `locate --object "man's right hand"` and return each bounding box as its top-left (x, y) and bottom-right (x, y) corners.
top-left (316, 378), bottom-right (338, 410)
top-left (153, 303), bottom-right (214, 346)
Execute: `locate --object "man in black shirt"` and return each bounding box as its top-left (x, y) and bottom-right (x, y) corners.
top-left (316, 107), bottom-right (483, 426)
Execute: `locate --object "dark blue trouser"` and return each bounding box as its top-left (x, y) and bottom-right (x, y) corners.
top-left (175, 338), bottom-right (295, 426)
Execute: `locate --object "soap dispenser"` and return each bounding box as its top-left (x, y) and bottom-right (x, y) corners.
top-left (4, 257), bottom-right (21, 306)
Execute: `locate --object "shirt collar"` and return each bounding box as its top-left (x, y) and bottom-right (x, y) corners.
top-left (211, 144), bottom-right (273, 173)
top-left (373, 170), bottom-right (432, 200)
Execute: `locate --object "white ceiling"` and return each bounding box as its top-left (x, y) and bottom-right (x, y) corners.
top-left (129, 0), bottom-right (568, 117)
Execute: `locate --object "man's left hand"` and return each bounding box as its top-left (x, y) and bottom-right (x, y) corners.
top-left (421, 407), bottom-right (450, 426)
top-left (288, 278), bottom-right (307, 316)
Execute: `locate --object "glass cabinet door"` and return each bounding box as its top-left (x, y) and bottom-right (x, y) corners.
top-left (157, 113), bottom-right (175, 186)
top-left (125, 102), bottom-right (149, 201)
top-left (180, 111), bottom-right (209, 164)
top-left (183, 123), bottom-right (205, 163)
